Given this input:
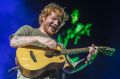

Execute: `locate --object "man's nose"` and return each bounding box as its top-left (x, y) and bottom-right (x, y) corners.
top-left (54, 20), bottom-right (59, 25)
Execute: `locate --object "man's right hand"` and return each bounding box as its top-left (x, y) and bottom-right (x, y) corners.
top-left (37, 37), bottom-right (58, 50)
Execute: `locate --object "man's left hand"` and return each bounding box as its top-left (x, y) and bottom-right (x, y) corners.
top-left (85, 44), bottom-right (98, 64)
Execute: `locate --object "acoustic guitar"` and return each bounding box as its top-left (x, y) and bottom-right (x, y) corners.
top-left (16, 45), bottom-right (115, 78)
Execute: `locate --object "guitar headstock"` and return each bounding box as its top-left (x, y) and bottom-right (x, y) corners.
top-left (97, 46), bottom-right (115, 56)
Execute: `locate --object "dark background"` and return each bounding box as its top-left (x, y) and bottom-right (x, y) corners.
top-left (0, 0), bottom-right (120, 79)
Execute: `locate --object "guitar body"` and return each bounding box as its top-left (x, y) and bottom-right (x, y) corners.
top-left (16, 46), bottom-right (65, 78)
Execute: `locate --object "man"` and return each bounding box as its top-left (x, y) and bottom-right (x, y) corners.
top-left (10, 3), bottom-right (98, 79)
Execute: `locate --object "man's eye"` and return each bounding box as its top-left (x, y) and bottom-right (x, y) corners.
top-left (53, 18), bottom-right (57, 20)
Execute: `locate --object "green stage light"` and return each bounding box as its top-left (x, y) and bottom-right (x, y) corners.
top-left (57, 9), bottom-right (92, 47)
top-left (71, 9), bottom-right (80, 24)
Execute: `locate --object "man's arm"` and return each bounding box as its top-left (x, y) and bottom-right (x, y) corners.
top-left (63, 44), bottom-right (98, 74)
top-left (10, 36), bottom-right (57, 49)
top-left (10, 36), bottom-right (38, 48)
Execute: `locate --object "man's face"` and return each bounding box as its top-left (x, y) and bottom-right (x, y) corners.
top-left (42, 12), bottom-right (62, 36)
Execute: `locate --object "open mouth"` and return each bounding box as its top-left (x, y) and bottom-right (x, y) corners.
top-left (49, 24), bottom-right (57, 32)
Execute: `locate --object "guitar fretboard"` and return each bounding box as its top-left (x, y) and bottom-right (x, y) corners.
top-left (61, 48), bottom-right (89, 55)
top-left (60, 46), bottom-right (115, 56)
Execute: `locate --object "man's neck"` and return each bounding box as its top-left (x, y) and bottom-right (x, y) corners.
top-left (38, 25), bottom-right (52, 37)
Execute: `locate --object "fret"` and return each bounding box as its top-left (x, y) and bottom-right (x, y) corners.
top-left (61, 48), bottom-right (89, 55)
top-left (60, 46), bottom-right (115, 56)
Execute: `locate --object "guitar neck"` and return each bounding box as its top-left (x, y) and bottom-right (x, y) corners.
top-left (61, 48), bottom-right (89, 55)
top-left (60, 46), bottom-right (115, 56)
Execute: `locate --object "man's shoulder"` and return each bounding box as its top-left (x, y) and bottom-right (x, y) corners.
top-left (20, 25), bottom-right (33, 30)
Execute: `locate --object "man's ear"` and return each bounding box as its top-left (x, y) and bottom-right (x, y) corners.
top-left (42, 17), bottom-right (44, 22)
top-left (39, 15), bottom-right (45, 24)
top-left (42, 16), bottom-right (46, 22)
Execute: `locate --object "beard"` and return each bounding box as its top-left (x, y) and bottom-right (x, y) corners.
top-left (43, 23), bottom-right (58, 36)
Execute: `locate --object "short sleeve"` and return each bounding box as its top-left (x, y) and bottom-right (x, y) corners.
top-left (9, 25), bottom-right (33, 40)
top-left (14, 25), bottom-right (33, 36)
